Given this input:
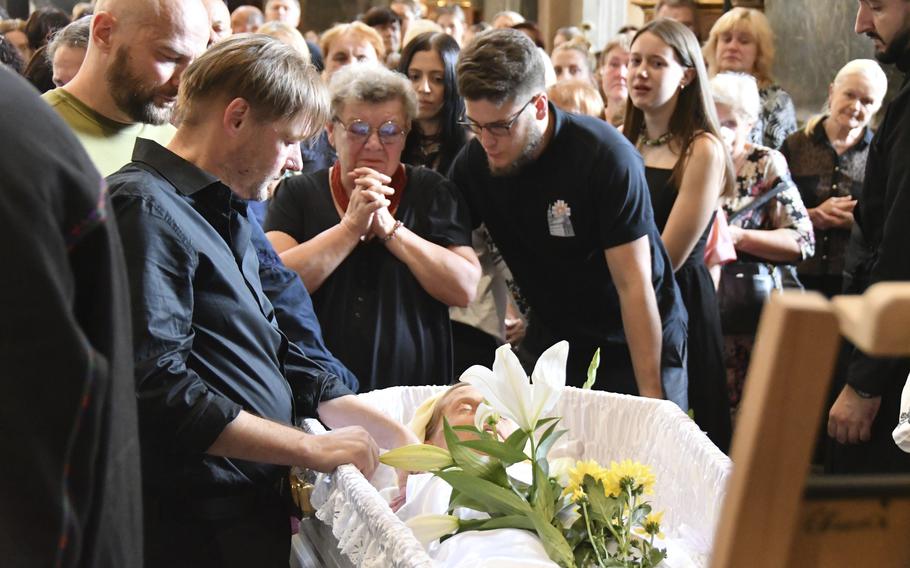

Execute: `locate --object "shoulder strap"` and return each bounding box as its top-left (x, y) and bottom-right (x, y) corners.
top-left (729, 174), bottom-right (794, 224)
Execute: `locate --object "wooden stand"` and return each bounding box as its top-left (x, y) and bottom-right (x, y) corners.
top-left (710, 284), bottom-right (910, 567)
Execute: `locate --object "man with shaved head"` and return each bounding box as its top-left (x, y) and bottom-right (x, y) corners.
top-left (43, 0), bottom-right (210, 176)
top-left (202, 0), bottom-right (231, 45)
top-left (230, 4), bottom-right (263, 34)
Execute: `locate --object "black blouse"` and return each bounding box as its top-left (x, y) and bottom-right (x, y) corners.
top-left (265, 165), bottom-right (473, 391)
top-left (781, 119), bottom-right (872, 277)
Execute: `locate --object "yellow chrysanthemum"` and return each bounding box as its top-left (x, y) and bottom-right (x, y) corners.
top-left (603, 459), bottom-right (656, 496)
top-left (570, 486), bottom-right (586, 504)
top-left (643, 510), bottom-right (665, 539)
top-left (562, 459), bottom-right (606, 498)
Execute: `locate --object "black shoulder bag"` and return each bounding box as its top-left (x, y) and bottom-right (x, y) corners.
top-left (718, 175), bottom-right (801, 335)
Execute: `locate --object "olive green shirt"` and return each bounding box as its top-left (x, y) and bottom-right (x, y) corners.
top-left (43, 88), bottom-right (176, 177)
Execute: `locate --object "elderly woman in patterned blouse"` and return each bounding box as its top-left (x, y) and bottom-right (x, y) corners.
top-left (710, 72), bottom-right (815, 413)
top-left (781, 59), bottom-right (888, 298)
top-left (703, 7), bottom-right (797, 149)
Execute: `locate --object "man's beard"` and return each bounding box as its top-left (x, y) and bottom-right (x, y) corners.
top-left (106, 46), bottom-right (175, 125)
top-left (869, 25), bottom-right (910, 65)
top-left (488, 123), bottom-right (545, 177)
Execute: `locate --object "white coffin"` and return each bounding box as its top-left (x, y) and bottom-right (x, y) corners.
top-left (294, 385), bottom-right (732, 567)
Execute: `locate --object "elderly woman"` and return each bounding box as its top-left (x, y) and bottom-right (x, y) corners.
top-left (703, 7), bottom-right (796, 149)
top-left (710, 72), bottom-right (814, 412)
top-left (296, 21), bottom-right (386, 175)
top-left (781, 59), bottom-right (888, 298)
top-left (265, 64), bottom-right (481, 392)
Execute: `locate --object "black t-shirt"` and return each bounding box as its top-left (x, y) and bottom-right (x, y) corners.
top-left (449, 105), bottom-right (686, 347)
top-left (265, 165), bottom-right (472, 391)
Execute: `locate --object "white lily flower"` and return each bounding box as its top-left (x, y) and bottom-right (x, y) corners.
top-left (473, 401), bottom-right (500, 432)
top-left (460, 341), bottom-right (568, 433)
top-left (406, 514), bottom-right (460, 547)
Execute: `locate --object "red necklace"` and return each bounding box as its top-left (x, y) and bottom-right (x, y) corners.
top-left (330, 162), bottom-right (408, 217)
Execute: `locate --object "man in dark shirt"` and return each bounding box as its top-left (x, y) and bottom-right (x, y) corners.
top-left (449, 29), bottom-right (688, 408)
top-left (0, 70), bottom-right (142, 567)
top-left (108, 36), bottom-right (415, 566)
top-left (827, 0), bottom-right (910, 473)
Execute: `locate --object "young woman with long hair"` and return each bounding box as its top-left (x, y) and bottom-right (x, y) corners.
top-left (625, 18), bottom-right (735, 451)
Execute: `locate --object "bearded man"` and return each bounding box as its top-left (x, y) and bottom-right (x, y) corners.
top-left (448, 29), bottom-right (689, 408)
top-left (43, 0), bottom-right (210, 176)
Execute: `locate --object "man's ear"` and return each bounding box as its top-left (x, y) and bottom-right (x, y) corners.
top-left (91, 12), bottom-right (116, 53)
top-left (533, 93), bottom-right (549, 120)
top-left (223, 98), bottom-right (251, 136)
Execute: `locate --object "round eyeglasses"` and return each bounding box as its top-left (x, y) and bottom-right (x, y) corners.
top-left (333, 117), bottom-right (408, 145)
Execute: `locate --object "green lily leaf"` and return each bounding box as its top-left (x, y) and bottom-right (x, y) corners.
top-left (582, 348), bottom-right (600, 390)
top-left (444, 419), bottom-right (502, 481)
top-left (505, 427), bottom-right (530, 450)
top-left (436, 470), bottom-right (530, 517)
top-left (448, 489), bottom-right (489, 513)
top-left (458, 438), bottom-right (529, 464)
top-left (477, 515), bottom-right (537, 532)
top-left (531, 460), bottom-right (555, 521)
top-left (527, 508), bottom-right (577, 568)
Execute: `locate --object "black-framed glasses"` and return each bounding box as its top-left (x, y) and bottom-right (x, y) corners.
top-left (333, 117), bottom-right (408, 145)
top-left (458, 96), bottom-right (538, 137)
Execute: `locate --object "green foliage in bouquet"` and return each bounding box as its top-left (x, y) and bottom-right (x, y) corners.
top-left (381, 342), bottom-right (668, 568)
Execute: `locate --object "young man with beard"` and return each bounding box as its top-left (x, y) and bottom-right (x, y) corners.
top-left (827, 0), bottom-right (910, 473)
top-left (106, 36), bottom-right (417, 567)
top-left (449, 29), bottom-right (688, 409)
top-left (43, 0), bottom-right (210, 177)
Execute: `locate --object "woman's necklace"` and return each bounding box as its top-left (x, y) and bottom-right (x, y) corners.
top-left (639, 130), bottom-right (673, 147)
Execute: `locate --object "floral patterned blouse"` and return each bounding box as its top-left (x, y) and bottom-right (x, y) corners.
top-left (721, 144), bottom-right (815, 261)
top-left (749, 84), bottom-right (798, 150)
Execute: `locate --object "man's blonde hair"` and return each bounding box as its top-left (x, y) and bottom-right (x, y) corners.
top-left (319, 21), bottom-right (385, 62)
top-left (176, 34), bottom-right (329, 137)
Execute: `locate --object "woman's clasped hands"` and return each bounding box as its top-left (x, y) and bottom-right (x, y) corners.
top-left (340, 167), bottom-right (400, 241)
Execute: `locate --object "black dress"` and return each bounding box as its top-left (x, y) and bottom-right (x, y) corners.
top-left (645, 167), bottom-right (732, 452)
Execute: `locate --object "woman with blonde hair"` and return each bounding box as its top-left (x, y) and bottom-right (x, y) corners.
top-left (625, 18), bottom-right (735, 451)
top-left (703, 7), bottom-right (796, 149)
top-left (782, 59), bottom-right (888, 297)
top-left (596, 32), bottom-right (633, 127)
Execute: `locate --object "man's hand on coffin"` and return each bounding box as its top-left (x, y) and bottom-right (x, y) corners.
top-left (827, 385), bottom-right (881, 444)
top-left (301, 425), bottom-right (380, 478)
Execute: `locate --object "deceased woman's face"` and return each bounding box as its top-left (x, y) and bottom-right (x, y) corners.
top-left (426, 385), bottom-right (485, 448)
top-left (424, 384), bottom-right (518, 449)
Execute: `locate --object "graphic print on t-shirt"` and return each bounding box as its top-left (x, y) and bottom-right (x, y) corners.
top-left (547, 199), bottom-right (575, 237)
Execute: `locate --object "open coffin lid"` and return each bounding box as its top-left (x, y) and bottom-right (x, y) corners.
top-left (300, 386), bottom-right (732, 567)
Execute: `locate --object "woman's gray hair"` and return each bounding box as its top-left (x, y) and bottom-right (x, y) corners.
top-left (329, 62), bottom-right (417, 123)
top-left (46, 15), bottom-right (90, 63)
top-left (709, 71), bottom-right (761, 126)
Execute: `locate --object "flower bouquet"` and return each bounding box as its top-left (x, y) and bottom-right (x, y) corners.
top-left (381, 342), bottom-right (668, 568)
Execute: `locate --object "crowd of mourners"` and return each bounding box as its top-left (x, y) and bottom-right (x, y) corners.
top-left (3, 0), bottom-right (910, 566)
